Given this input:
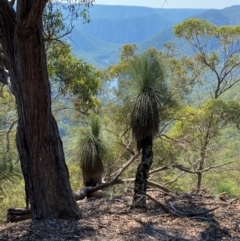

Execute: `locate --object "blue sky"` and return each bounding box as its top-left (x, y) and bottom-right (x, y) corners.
top-left (94, 0), bottom-right (240, 9)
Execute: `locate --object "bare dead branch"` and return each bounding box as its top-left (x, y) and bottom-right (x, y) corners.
top-left (147, 180), bottom-right (173, 193)
top-left (173, 164), bottom-right (198, 174)
top-left (44, 26), bottom-right (74, 43)
top-left (164, 171), bottom-right (185, 186)
top-left (103, 140), bottom-right (137, 180)
top-left (73, 176), bottom-right (174, 202)
top-left (143, 192), bottom-right (181, 217)
top-left (112, 151), bottom-right (141, 180)
top-left (7, 208), bottom-right (31, 222)
top-left (229, 198), bottom-right (238, 205)
top-left (200, 161), bottom-right (233, 173)
top-left (168, 202), bottom-right (219, 217)
top-left (73, 178), bottom-right (125, 200)
top-left (160, 134), bottom-right (186, 143)
top-left (116, 141), bottom-right (135, 156)
top-left (149, 164), bottom-right (171, 175)
top-left (174, 160), bottom-right (233, 175)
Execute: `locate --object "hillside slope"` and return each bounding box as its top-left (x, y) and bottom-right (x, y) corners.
top-left (76, 14), bottom-right (171, 44)
top-left (69, 5), bottom-right (240, 67)
top-left (138, 5), bottom-right (240, 54)
top-left (0, 192), bottom-right (239, 240)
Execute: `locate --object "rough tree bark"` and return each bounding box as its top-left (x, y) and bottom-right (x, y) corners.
top-left (0, 0), bottom-right (81, 220)
top-left (132, 136), bottom-right (153, 209)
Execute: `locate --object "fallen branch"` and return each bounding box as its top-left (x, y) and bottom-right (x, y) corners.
top-left (7, 208), bottom-right (31, 223)
top-left (143, 193), bottom-right (181, 217)
top-left (229, 198), bottom-right (238, 204)
top-left (169, 203), bottom-right (219, 218)
top-left (73, 177), bottom-right (174, 201)
top-left (168, 202), bottom-right (219, 217)
top-left (73, 178), bottom-right (124, 200)
top-left (143, 193), bottom-right (219, 218)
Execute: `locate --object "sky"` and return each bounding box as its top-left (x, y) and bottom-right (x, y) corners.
top-left (94, 0), bottom-right (240, 9)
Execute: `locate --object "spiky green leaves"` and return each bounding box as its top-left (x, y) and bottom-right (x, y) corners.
top-left (77, 114), bottom-right (107, 173)
top-left (129, 88), bottom-right (160, 144)
top-left (124, 52), bottom-right (169, 149)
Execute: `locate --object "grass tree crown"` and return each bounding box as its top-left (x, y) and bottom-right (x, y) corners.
top-left (123, 52), bottom-right (169, 150)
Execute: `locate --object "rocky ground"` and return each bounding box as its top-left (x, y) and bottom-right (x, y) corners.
top-left (0, 191), bottom-right (240, 240)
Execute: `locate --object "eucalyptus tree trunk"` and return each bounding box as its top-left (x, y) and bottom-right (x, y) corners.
top-left (132, 136), bottom-right (153, 209)
top-left (196, 113), bottom-right (213, 191)
top-left (0, 0), bottom-right (80, 220)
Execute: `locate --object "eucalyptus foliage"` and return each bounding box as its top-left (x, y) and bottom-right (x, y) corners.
top-left (174, 18), bottom-right (240, 99)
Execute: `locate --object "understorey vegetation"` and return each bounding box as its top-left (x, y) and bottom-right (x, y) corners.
top-left (1, 1), bottom-right (240, 228)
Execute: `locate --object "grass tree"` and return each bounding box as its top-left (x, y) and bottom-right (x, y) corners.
top-left (76, 114), bottom-right (107, 189)
top-left (123, 51), bottom-right (172, 208)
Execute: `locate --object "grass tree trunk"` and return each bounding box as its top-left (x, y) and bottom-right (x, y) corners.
top-left (132, 136), bottom-right (153, 209)
top-left (0, 0), bottom-right (80, 220)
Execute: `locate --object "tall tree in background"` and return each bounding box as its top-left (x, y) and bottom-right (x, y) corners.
top-left (173, 19), bottom-right (240, 190)
top-left (174, 19), bottom-right (240, 99)
top-left (0, 0), bottom-right (93, 220)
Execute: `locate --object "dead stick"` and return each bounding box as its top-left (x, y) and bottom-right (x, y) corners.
top-left (168, 202), bottom-right (219, 217)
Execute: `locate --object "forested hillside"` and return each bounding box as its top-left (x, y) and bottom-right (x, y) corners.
top-left (77, 14), bottom-right (171, 44)
top-left (2, 4), bottom-right (240, 241)
top-left (69, 5), bottom-right (240, 67)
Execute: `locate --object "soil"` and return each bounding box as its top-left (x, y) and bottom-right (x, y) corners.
top-left (0, 191), bottom-right (240, 241)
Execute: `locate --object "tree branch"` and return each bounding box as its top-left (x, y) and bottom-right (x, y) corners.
top-left (173, 161), bottom-right (233, 174)
top-left (108, 151), bottom-right (140, 180)
top-left (149, 164), bottom-right (171, 175)
top-left (147, 180), bottom-right (173, 193)
top-left (164, 171), bottom-right (185, 186)
top-left (103, 139), bottom-right (135, 180)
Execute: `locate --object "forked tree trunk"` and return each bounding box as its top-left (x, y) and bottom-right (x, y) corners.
top-left (0, 0), bottom-right (80, 220)
top-left (132, 136), bottom-right (153, 209)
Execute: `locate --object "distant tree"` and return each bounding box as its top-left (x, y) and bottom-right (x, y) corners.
top-left (169, 100), bottom-right (240, 190)
top-left (119, 44), bottom-right (137, 61)
top-left (174, 18), bottom-right (240, 99)
top-left (47, 43), bottom-right (101, 114)
top-left (172, 19), bottom-right (240, 190)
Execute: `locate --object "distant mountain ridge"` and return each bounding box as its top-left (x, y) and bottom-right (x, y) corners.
top-left (140, 5), bottom-right (240, 53)
top-left (77, 14), bottom-right (171, 44)
top-left (84, 5), bottom-right (158, 19)
top-left (67, 4), bottom-right (240, 68)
